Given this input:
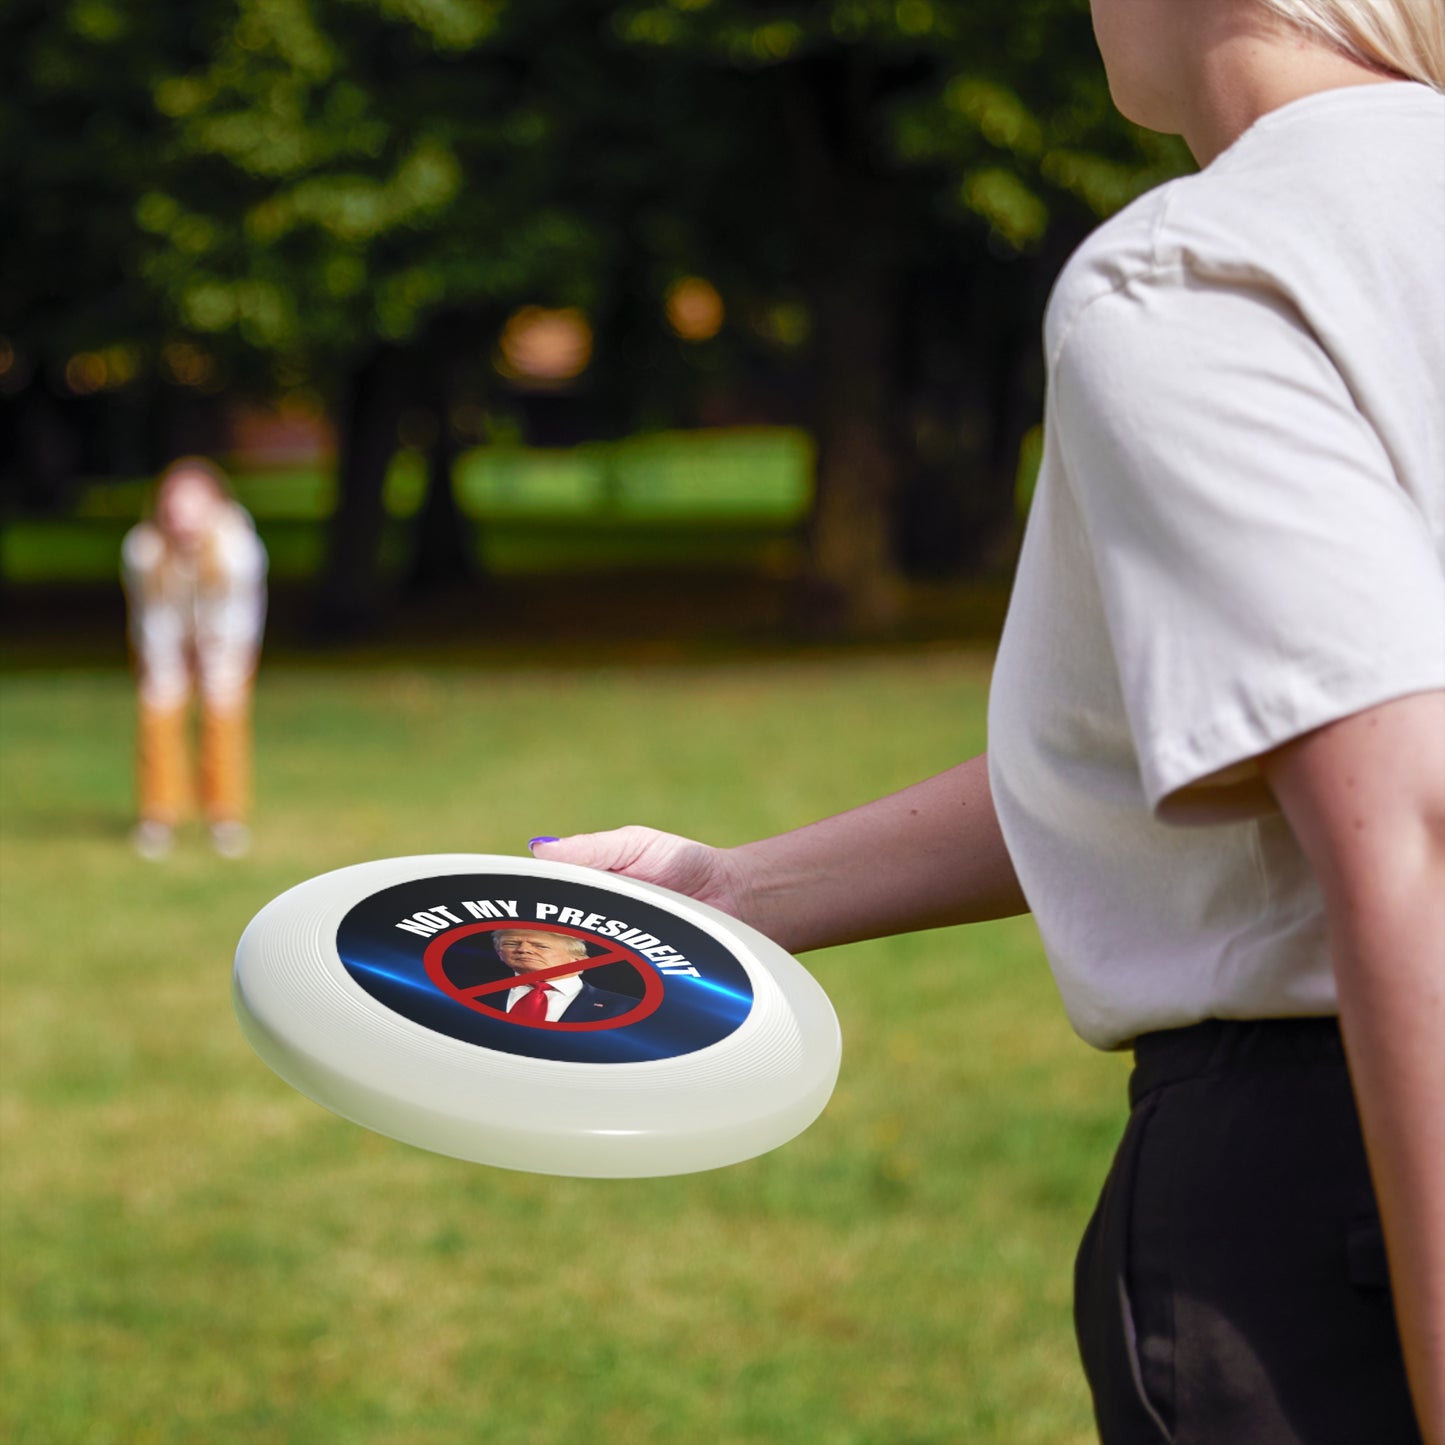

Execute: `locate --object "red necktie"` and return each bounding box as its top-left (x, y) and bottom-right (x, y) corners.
top-left (510, 982), bottom-right (551, 1022)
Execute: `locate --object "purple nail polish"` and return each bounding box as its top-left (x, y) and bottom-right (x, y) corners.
top-left (528, 836), bottom-right (559, 851)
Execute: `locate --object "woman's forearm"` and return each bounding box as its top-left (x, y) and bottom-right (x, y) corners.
top-left (728, 752), bottom-right (1028, 954)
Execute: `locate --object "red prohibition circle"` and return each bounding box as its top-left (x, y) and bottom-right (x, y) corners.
top-left (422, 921), bottom-right (666, 1031)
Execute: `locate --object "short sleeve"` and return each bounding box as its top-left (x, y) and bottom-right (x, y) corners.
top-left (1053, 273), bottom-right (1445, 821)
top-left (121, 523), bottom-right (162, 591)
top-left (215, 506), bottom-right (268, 585)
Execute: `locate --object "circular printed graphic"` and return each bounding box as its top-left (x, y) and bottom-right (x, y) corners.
top-left (336, 873), bottom-right (754, 1064)
top-left (233, 854), bottom-right (841, 1177)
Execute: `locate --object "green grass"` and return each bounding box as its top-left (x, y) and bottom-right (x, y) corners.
top-left (0, 655), bottom-right (1127, 1444)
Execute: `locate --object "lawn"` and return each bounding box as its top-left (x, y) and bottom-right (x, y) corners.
top-left (0, 653), bottom-right (1127, 1444)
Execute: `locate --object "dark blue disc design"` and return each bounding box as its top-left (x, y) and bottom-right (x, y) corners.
top-left (336, 874), bottom-right (755, 1064)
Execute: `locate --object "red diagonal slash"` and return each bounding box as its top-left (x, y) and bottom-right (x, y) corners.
top-left (457, 945), bottom-right (633, 999)
top-left (421, 920), bottom-right (667, 1032)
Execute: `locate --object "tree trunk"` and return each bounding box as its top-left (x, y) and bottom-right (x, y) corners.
top-left (404, 354), bottom-right (475, 597)
top-left (780, 58), bottom-right (907, 636)
top-left (313, 345), bottom-right (404, 641)
top-left (804, 270), bottom-right (905, 633)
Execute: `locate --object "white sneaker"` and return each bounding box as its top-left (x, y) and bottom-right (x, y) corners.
top-left (210, 821), bottom-right (252, 859)
top-left (132, 820), bottom-right (174, 861)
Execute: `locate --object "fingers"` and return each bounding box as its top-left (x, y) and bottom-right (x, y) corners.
top-left (528, 827), bottom-right (751, 924)
top-left (530, 827), bottom-right (656, 874)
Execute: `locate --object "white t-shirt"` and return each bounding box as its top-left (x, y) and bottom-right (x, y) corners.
top-left (988, 83), bottom-right (1445, 1051)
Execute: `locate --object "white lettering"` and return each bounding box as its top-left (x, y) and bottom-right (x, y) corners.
top-left (617, 929), bottom-right (660, 950)
top-left (396, 911), bottom-right (447, 938)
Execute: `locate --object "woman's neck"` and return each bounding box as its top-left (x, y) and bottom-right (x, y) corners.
top-left (1177, 8), bottom-right (1401, 165)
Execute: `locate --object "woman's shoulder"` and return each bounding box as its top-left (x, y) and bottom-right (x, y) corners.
top-left (1043, 182), bottom-right (1185, 362)
top-left (1045, 83), bottom-right (1445, 366)
top-left (210, 503), bottom-right (268, 576)
top-left (121, 521), bottom-right (165, 575)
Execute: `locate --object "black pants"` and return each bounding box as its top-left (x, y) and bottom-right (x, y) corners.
top-left (1074, 1018), bottom-right (1422, 1445)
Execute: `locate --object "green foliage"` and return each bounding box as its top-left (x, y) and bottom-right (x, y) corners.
top-left (0, 658), bottom-right (1128, 1444)
top-left (607, 0), bottom-right (1189, 248)
top-left (2, 0), bottom-right (1190, 386)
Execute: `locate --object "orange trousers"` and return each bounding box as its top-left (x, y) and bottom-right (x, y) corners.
top-left (136, 692), bottom-right (252, 826)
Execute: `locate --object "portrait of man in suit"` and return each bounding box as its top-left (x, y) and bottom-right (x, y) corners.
top-left (489, 928), bottom-right (638, 1025)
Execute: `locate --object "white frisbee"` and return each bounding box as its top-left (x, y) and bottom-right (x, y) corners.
top-left (232, 854), bottom-right (841, 1177)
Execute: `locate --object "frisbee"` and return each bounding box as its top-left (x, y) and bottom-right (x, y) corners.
top-left (232, 854), bottom-right (841, 1177)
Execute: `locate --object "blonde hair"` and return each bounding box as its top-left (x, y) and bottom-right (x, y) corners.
top-left (493, 930), bottom-right (590, 961)
top-left (155, 455), bottom-right (233, 508)
top-left (1258, 0), bottom-right (1445, 89)
top-left (148, 456), bottom-right (237, 594)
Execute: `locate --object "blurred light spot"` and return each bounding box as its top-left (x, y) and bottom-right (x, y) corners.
top-left (101, 344), bottom-right (139, 388)
top-left (153, 76), bottom-right (208, 119)
top-left (945, 79), bottom-right (1043, 157)
top-left (69, 0), bottom-right (127, 43)
top-left (279, 387), bottom-right (324, 420)
top-left (961, 168), bottom-right (1048, 250)
top-left (618, 9), bottom-right (679, 44)
top-left (451, 402), bottom-right (488, 440)
top-left (749, 21), bottom-right (800, 60)
top-left (0, 338), bottom-right (31, 396)
top-left (323, 252), bottom-right (366, 298)
top-left (754, 301), bottom-right (811, 350)
top-left (895, 0), bottom-right (933, 35)
top-left (161, 341), bottom-right (217, 389)
top-left (1041, 149), bottom-right (1139, 218)
top-left (135, 191), bottom-right (181, 234)
top-left (495, 307), bottom-right (593, 385)
top-left (64, 353), bottom-right (109, 396)
top-left (665, 277), bottom-right (725, 342)
top-left (181, 282), bottom-right (236, 333)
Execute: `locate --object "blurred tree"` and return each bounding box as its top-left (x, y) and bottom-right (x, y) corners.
top-left (124, 0), bottom-right (613, 632)
top-left (2, 0), bottom-right (1189, 633)
top-left (0, 0), bottom-right (210, 509)
top-left (607, 0), bottom-right (1191, 627)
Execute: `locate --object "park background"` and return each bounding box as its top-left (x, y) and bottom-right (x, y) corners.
top-left (2, 2), bottom-right (1192, 1440)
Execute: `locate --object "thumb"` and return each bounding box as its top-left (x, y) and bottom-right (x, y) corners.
top-left (529, 828), bottom-right (647, 873)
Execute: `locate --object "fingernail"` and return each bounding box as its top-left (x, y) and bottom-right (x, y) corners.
top-left (528, 836), bottom-right (559, 852)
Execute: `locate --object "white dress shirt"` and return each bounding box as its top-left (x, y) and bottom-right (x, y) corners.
top-left (505, 971), bottom-right (583, 1022)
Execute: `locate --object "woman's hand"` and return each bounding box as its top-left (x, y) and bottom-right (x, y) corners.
top-left (531, 827), bottom-right (757, 922)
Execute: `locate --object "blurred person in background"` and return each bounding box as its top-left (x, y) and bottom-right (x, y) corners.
top-left (122, 457), bottom-right (267, 860)
top-left (533, 0), bottom-right (1445, 1441)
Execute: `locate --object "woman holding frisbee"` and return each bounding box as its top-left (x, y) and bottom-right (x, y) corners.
top-left (534, 1), bottom-right (1445, 1439)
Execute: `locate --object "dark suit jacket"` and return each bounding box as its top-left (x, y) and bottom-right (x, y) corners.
top-left (557, 979), bottom-right (638, 1022)
top-left (447, 951), bottom-right (638, 1022)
